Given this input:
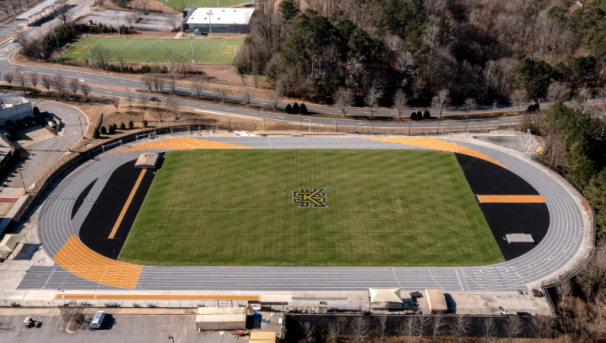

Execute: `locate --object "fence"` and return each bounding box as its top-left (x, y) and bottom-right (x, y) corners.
top-left (1, 299), bottom-right (248, 309)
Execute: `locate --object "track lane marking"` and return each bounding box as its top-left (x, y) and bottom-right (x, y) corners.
top-left (109, 169), bottom-right (146, 239)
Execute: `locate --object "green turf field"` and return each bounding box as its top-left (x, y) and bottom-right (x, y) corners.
top-left (162, 0), bottom-right (253, 11)
top-left (119, 150), bottom-right (503, 267)
top-left (62, 38), bottom-right (242, 64)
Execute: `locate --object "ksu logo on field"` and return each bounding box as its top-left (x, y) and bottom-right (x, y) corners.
top-left (293, 188), bottom-right (327, 208)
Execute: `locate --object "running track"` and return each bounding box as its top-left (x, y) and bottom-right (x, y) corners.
top-left (18, 136), bottom-right (588, 292)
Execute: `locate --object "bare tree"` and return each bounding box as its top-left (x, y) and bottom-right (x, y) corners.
top-left (463, 98), bottom-right (477, 120)
top-left (41, 76), bottom-right (53, 93)
top-left (397, 316), bottom-right (420, 343)
top-left (167, 72), bottom-right (178, 94)
top-left (190, 75), bottom-right (207, 99)
top-left (116, 51), bottom-right (126, 70)
top-left (392, 88), bottom-right (408, 119)
top-left (139, 93), bottom-right (147, 109)
top-left (141, 75), bottom-right (154, 92)
top-left (432, 89), bottom-right (450, 119)
top-left (334, 87), bottom-right (353, 117)
top-left (504, 315), bottom-right (524, 343)
top-left (14, 72), bottom-right (26, 95)
top-left (91, 45), bottom-right (112, 70)
top-left (156, 76), bottom-right (167, 93)
top-left (573, 87), bottom-right (593, 115)
top-left (533, 316), bottom-right (554, 342)
top-left (300, 321), bottom-right (316, 343)
top-left (53, 74), bottom-right (67, 98)
top-left (127, 93), bottom-right (133, 107)
top-left (547, 81), bottom-right (569, 103)
top-left (216, 85), bottom-right (229, 102)
top-left (80, 84), bottom-right (91, 101)
top-left (3, 73), bottom-right (14, 87)
top-left (242, 82), bottom-right (254, 106)
top-left (269, 81), bottom-right (284, 110)
top-left (164, 14), bottom-right (182, 31)
top-left (350, 317), bottom-right (370, 343)
top-left (364, 83), bottom-right (383, 117)
top-left (431, 315), bottom-right (448, 343)
top-left (482, 316), bottom-right (496, 343)
top-left (252, 63), bottom-right (260, 88)
top-left (377, 316), bottom-right (388, 343)
top-left (166, 95), bottom-right (180, 120)
top-left (55, 4), bottom-right (71, 25)
top-left (325, 317), bottom-right (346, 343)
top-left (125, 12), bottom-right (137, 28)
top-left (28, 73), bottom-right (40, 92)
top-left (451, 315), bottom-right (471, 343)
top-left (509, 89), bottom-right (528, 113)
top-left (68, 78), bottom-right (80, 96)
top-left (110, 97), bottom-right (120, 113)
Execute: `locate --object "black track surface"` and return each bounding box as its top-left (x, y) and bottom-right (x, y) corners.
top-left (71, 180), bottom-right (96, 219)
top-left (455, 153), bottom-right (550, 260)
top-left (479, 203), bottom-right (550, 260)
top-left (455, 153), bottom-right (539, 195)
top-left (79, 155), bottom-right (162, 259)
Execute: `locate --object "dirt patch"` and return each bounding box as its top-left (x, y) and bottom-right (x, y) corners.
top-left (91, 0), bottom-right (177, 14)
top-left (66, 313), bottom-right (84, 333)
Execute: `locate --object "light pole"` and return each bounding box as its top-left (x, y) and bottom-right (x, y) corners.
top-left (54, 32), bottom-right (63, 64)
top-left (77, 116), bottom-right (84, 139)
top-left (189, 35), bottom-right (195, 65)
top-left (168, 336), bottom-right (174, 343)
top-left (83, 34), bottom-right (92, 62)
top-left (18, 168), bottom-right (26, 192)
top-left (115, 11), bottom-right (121, 37)
top-left (206, 10), bottom-right (213, 39)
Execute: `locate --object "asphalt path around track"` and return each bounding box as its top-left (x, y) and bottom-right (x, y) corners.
top-left (18, 136), bottom-right (587, 292)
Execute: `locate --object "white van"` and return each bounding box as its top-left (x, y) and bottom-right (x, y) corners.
top-left (91, 311), bottom-right (105, 329)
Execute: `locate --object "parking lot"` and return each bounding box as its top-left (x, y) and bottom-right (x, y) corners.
top-left (0, 314), bottom-right (243, 342)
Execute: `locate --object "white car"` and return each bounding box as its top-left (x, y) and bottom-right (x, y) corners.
top-left (9, 38), bottom-right (17, 43)
top-left (90, 310), bottom-right (105, 329)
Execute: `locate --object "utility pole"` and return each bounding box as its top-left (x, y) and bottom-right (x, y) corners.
top-left (189, 35), bottom-right (195, 65)
top-left (54, 32), bottom-right (63, 64)
top-left (83, 34), bottom-right (92, 62)
top-left (115, 11), bottom-right (121, 37)
top-left (77, 116), bottom-right (84, 139)
top-left (206, 10), bottom-right (213, 38)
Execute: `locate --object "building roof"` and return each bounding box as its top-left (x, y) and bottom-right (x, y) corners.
top-left (250, 331), bottom-right (276, 340)
top-left (16, 0), bottom-right (59, 21)
top-left (0, 234), bottom-right (22, 252)
top-left (195, 314), bottom-right (246, 323)
top-left (184, 7), bottom-right (255, 25)
top-left (197, 307), bottom-right (246, 315)
top-left (425, 289), bottom-right (447, 312)
top-left (135, 153), bottom-right (160, 169)
top-left (369, 288), bottom-right (403, 303)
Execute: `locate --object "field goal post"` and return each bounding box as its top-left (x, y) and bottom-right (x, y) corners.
top-left (102, 140), bottom-right (122, 153)
top-left (136, 131), bottom-right (156, 140)
top-left (171, 126), bottom-right (191, 136)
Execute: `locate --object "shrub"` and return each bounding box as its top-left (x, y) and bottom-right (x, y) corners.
top-left (100, 126), bottom-right (107, 134)
top-left (285, 104), bottom-right (292, 114)
top-left (109, 124), bottom-right (116, 134)
top-left (93, 129), bottom-right (100, 139)
top-left (140, 65), bottom-right (152, 73)
top-left (299, 103), bottom-right (308, 114)
top-left (410, 112), bottom-right (417, 120)
top-left (161, 65), bottom-right (168, 73)
top-left (119, 122), bottom-right (125, 130)
top-left (424, 110), bottom-right (431, 119)
top-left (292, 102), bottom-right (299, 114)
top-left (527, 102), bottom-right (540, 113)
top-left (128, 120), bottom-right (133, 129)
top-left (142, 120), bottom-right (148, 128)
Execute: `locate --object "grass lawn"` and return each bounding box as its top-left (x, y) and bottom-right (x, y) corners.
top-left (119, 150), bottom-right (504, 267)
top-left (161, 0), bottom-right (253, 11)
top-left (62, 38), bottom-right (243, 64)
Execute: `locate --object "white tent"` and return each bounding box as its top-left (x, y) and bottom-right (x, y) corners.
top-left (0, 234), bottom-right (22, 252)
top-left (369, 288), bottom-right (403, 303)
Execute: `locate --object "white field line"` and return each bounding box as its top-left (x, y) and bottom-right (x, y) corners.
top-left (76, 39), bottom-right (102, 61)
top-left (192, 39), bottom-right (206, 61)
top-left (111, 39), bottom-right (133, 61)
top-left (213, 40), bottom-right (227, 63)
top-left (145, 39), bottom-right (165, 62)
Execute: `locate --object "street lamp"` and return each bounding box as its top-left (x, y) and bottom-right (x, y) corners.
top-left (17, 168), bottom-right (26, 192)
top-left (189, 35), bottom-right (195, 65)
top-left (115, 11), bottom-right (121, 37)
top-left (83, 34), bottom-right (92, 62)
top-left (206, 10), bottom-right (213, 39)
top-left (77, 116), bottom-right (84, 139)
top-left (168, 336), bottom-right (174, 343)
top-left (54, 32), bottom-right (64, 65)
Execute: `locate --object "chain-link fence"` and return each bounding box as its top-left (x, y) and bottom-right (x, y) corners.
top-left (0, 299), bottom-right (248, 309)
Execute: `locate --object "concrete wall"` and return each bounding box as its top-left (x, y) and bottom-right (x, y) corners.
top-left (186, 23), bottom-right (249, 34)
top-left (0, 97), bottom-right (33, 126)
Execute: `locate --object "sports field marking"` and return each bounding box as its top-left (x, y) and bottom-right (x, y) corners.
top-left (145, 39), bottom-right (164, 62)
top-left (76, 40), bottom-right (101, 61)
top-left (111, 39), bottom-right (133, 60)
top-left (109, 169), bottom-right (146, 239)
top-left (214, 40), bottom-right (227, 62)
top-left (477, 195), bottom-right (545, 203)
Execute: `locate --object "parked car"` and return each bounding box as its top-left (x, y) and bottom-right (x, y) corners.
top-left (150, 97), bottom-right (161, 102)
top-left (9, 38), bottom-right (17, 43)
top-left (91, 310), bottom-right (105, 329)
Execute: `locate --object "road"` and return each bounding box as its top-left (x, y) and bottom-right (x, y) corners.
top-left (7, 100), bottom-right (88, 189)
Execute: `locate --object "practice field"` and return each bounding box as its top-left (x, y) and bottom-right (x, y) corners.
top-left (119, 150), bottom-right (504, 267)
top-left (62, 38), bottom-right (243, 64)
top-left (162, 0), bottom-right (253, 11)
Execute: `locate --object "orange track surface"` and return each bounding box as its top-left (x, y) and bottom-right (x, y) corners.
top-left (477, 195), bottom-right (545, 203)
top-left (364, 137), bottom-right (507, 168)
top-left (109, 169), bottom-right (146, 239)
top-left (53, 235), bottom-right (143, 289)
top-left (116, 138), bottom-right (252, 154)
top-left (54, 294), bottom-right (261, 301)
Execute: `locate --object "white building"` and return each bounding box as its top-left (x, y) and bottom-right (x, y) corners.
top-left (0, 97), bottom-right (33, 126)
top-left (182, 7), bottom-right (255, 34)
